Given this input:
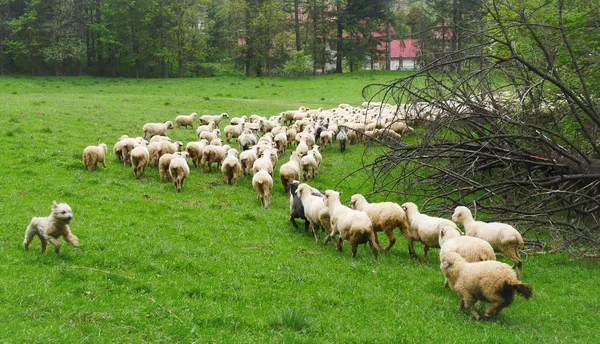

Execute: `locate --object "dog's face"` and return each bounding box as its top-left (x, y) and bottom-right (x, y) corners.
top-left (52, 202), bottom-right (73, 222)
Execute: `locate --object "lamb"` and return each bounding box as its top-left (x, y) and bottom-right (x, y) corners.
top-left (452, 206), bottom-right (524, 277)
top-left (323, 190), bottom-right (379, 260)
top-left (169, 152), bottom-right (191, 192)
top-left (337, 127), bottom-right (347, 152)
top-left (438, 224), bottom-right (496, 287)
top-left (199, 113), bottom-right (229, 126)
top-left (310, 145), bottom-right (322, 169)
top-left (196, 121), bottom-right (215, 138)
top-left (199, 129), bottom-right (221, 143)
top-left (224, 123), bottom-right (244, 142)
top-left (401, 202), bottom-right (461, 260)
top-left (201, 144), bottom-right (230, 173)
top-left (349, 194), bottom-right (414, 256)
top-left (175, 112), bottom-right (198, 129)
top-left (130, 144), bottom-right (150, 178)
top-left (240, 146), bottom-right (258, 179)
top-left (186, 139), bottom-right (208, 168)
top-left (279, 151), bottom-right (301, 193)
top-left (252, 168), bottom-right (273, 208)
top-left (221, 148), bottom-right (242, 185)
top-left (82, 143), bottom-right (108, 171)
top-left (300, 150), bottom-right (318, 181)
top-left (297, 183), bottom-right (330, 243)
top-left (143, 120), bottom-right (173, 140)
top-left (440, 252), bottom-right (533, 321)
top-left (23, 201), bottom-right (79, 254)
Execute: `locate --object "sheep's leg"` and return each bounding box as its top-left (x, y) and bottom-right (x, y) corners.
top-left (310, 223), bottom-right (320, 244)
top-left (368, 236), bottom-right (379, 262)
top-left (461, 297), bottom-right (480, 321)
top-left (399, 222), bottom-right (417, 258)
top-left (350, 241), bottom-right (358, 258)
top-left (423, 246), bottom-right (430, 261)
top-left (289, 216), bottom-right (298, 229)
top-left (484, 299), bottom-right (511, 319)
top-left (336, 237), bottom-right (343, 251)
top-left (384, 230), bottom-right (396, 252)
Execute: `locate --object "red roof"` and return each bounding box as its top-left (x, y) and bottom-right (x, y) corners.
top-left (376, 38), bottom-right (419, 59)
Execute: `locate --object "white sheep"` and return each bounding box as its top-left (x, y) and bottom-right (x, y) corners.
top-left (224, 123), bottom-right (244, 143)
top-left (238, 129), bottom-right (258, 151)
top-left (230, 115), bottom-right (247, 125)
top-left (175, 112), bottom-right (198, 129)
top-left (300, 150), bottom-right (318, 181)
top-left (186, 139), bottom-right (208, 168)
top-left (82, 143), bottom-right (108, 171)
top-left (196, 121), bottom-right (215, 138)
top-left (252, 149), bottom-right (274, 176)
top-left (149, 135), bottom-right (171, 143)
top-left (297, 183), bottom-right (330, 243)
top-left (349, 194), bottom-right (414, 256)
top-left (295, 138), bottom-right (309, 157)
top-left (279, 151), bottom-right (301, 193)
top-left (274, 132), bottom-right (288, 153)
top-left (120, 137), bottom-right (145, 167)
top-left (143, 120), bottom-right (173, 140)
top-left (240, 146), bottom-right (258, 179)
top-left (169, 152), bottom-right (191, 192)
top-left (401, 202), bottom-right (461, 260)
top-left (199, 113), bottom-right (229, 126)
top-left (201, 144), bottom-right (230, 173)
top-left (440, 252), bottom-right (533, 321)
top-left (252, 168), bottom-right (273, 208)
top-left (319, 130), bottom-right (333, 150)
top-left (158, 152), bottom-right (186, 182)
top-left (310, 145), bottom-right (322, 169)
top-left (221, 148), bottom-right (242, 185)
top-left (452, 206), bottom-right (524, 277)
top-left (130, 145), bottom-right (150, 178)
top-left (199, 129), bottom-right (221, 143)
top-left (323, 190), bottom-right (379, 260)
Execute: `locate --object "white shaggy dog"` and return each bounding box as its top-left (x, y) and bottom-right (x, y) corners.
top-left (23, 201), bottom-right (80, 254)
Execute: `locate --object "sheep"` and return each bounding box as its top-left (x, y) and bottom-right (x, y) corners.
top-left (300, 150), bottom-right (318, 181)
top-left (175, 112), bottom-right (198, 129)
top-left (210, 137), bottom-right (223, 146)
top-left (323, 190), bottom-right (379, 260)
top-left (149, 135), bottom-right (171, 143)
top-left (288, 181), bottom-right (311, 231)
top-left (201, 144), bottom-right (230, 173)
top-left (143, 120), bottom-right (173, 140)
top-left (295, 138), bottom-right (309, 157)
top-left (283, 106), bottom-right (307, 125)
top-left (130, 145), bottom-right (150, 178)
top-left (158, 140), bottom-right (184, 157)
top-left (113, 136), bottom-right (128, 162)
top-left (252, 168), bottom-right (273, 208)
top-left (274, 132), bottom-right (288, 153)
top-left (82, 143), bottom-right (108, 171)
top-left (230, 115), bottom-right (247, 125)
top-left (199, 113), bottom-right (229, 126)
top-left (158, 152), bottom-right (186, 182)
top-left (169, 152), bottom-right (191, 192)
top-left (279, 151), bottom-right (301, 193)
top-left (240, 146), bottom-right (258, 179)
top-left (440, 252), bottom-right (533, 321)
top-left (319, 130), bottom-right (333, 150)
top-left (196, 122), bottom-right (215, 138)
top-left (259, 118), bottom-right (279, 133)
top-left (224, 122), bottom-right (244, 142)
top-left (286, 127), bottom-right (297, 148)
top-left (401, 202), bottom-right (461, 260)
top-left (23, 201), bottom-right (79, 254)
top-left (349, 194), bottom-right (414, 256)
top-left (238, 129), bottom-right (258, 151)
top-left (297, 183), bottom-right (330, 243)
top-left (147, 141), bottom-right (162, 166)
top-left (438, 224), bottom-right (496, 287)
top-left (452, 206), bottom-right (525, 278)
top-left (186, 139), bottom-right (208, 168)
top-left (337, 127), bottom-right (347, 152)
top-left (252, 149), bottom-right (274, 176)
top-left (120, 137), bottom-right (145, 167)
top-left (199, 129), bottom-right (221, 143)
top-left (310, 145), bottom-right (322, 169)
top-left (221, 148), bottom-right (242, 185)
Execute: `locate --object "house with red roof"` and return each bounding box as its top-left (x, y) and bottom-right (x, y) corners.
top-left (372, 31), bottom-right (420, 70)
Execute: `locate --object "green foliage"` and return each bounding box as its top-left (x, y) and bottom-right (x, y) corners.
top-left (282, 50), bottom-right (313, 76)
top-left (0, 73), bottom-right (597, 342)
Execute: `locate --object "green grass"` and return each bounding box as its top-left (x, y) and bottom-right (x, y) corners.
top-left (0, 72), bottom-right (598, 343)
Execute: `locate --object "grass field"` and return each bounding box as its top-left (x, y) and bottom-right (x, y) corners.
top-left (0, 72), bottom-right (598, 343)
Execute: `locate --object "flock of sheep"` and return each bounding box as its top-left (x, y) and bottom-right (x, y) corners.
top-left (79, 101), bottom-right (532, 321)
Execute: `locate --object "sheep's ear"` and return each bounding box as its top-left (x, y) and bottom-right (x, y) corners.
top-left (401, 205), bottom-right (407, 211)
top-left (52, 201), bottom-right (58, 208)
top-left (440, 261), bottom-right (451, 270)
top-left (440, 228), bottom-right (446, 238)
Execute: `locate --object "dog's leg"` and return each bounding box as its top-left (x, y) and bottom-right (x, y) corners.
top-left (23, 222), bottom-right (37, 251)
top-left (63, 226), bottom-right (80, 247)
top-left (44, 235), bottom-right (61, 254)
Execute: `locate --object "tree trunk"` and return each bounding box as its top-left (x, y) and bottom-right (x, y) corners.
top-left (0, 39), bottom-right (4, 75)
top-left (294, 0), bottom-right (301, 52)
top-left (111, 47), bottom-right (117, 77)
top-left (161, 59), bottom-right (168, 78)
top-left (178, 58), bottom-right (184, 78)
top-left (386, 22), bottom-right (392, 70)
top-left (335, 15), bottom-right (343, 73)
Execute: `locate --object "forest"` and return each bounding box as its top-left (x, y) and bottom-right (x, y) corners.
top-left (0, 0), bottom-right (479, 77)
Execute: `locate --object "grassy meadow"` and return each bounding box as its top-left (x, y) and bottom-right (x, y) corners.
top-left (0, 72), bottom-right (598, 343)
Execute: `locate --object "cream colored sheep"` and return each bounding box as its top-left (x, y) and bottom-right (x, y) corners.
top-left (130, 145), bottom-right (150, 178)
top-left (300, 150), bottom-right (318, 181)
top-left (24, 201), bottom-right (79, 254)
top-left (169, 152), bottom-right (190, 192)
top-left (252, 168), bottom-right (273, 208)
top-left (310, 145), bottom-right (322, 169)
top-left (199, 113), bottom-right (229, 126)
top-left (196, 122), bottom-right (215, 138)
top-left (149, 135), bottom-right (171, 143)
top-left (286, 127), bottom-right (297, 148)
top-left (158, 152), bottom-right (186, 182)
top-left (350, 194), bottom-right (414, 256)
top-left (279, 151), bottom-right (301, 193)
top-left (440, 252), bottom-right (532, 321)
top-left (199, 129), bottom-right (221, 142)
top-left (295, 138), bottom-right (309, 157)
top-left (401, 202), bottom-right (461, 260)
top-left (452, 206), bottom-right (524, 277)
top-left (175, 112), bottom-right (197, 129)
top-left (147, 141), bottom-right (161, 167)
top-left (82, 143), bottom-right (108, 171)
top-left (274, 132), bottom-right (288, 153)
top-left (240, 146), bottom-right (258, 179)
top-left (297, 183), bottom-right (329, 243)
top-left (439, 224), bottom-right (496, 287)
top-left (239, 129), bottom-right (258, 151)
top-left (201, 144), bottom-right (230, 173)
top-left (224, 123), bottom-right (244, 142)
top-left (221, 148), bottom-right (242, 185)
top-left (252, 149), bottom-right (274, 176)
top-left (143, 120), bottom-right (173, 140)
top-left (323, 190), bottom-right (379, 260)
top-left (319, 130), bottom-right (333, 150)
top-left (113, 136), bottom-right (128, 162)
top-left (120, 137), bottom-right (145, 167)
top-left (158, 140), bottom-right (183, 157)
top-left (230, 115), bottom-right (247, 125)
top-left (186, 139), bottom-right (208, 168)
